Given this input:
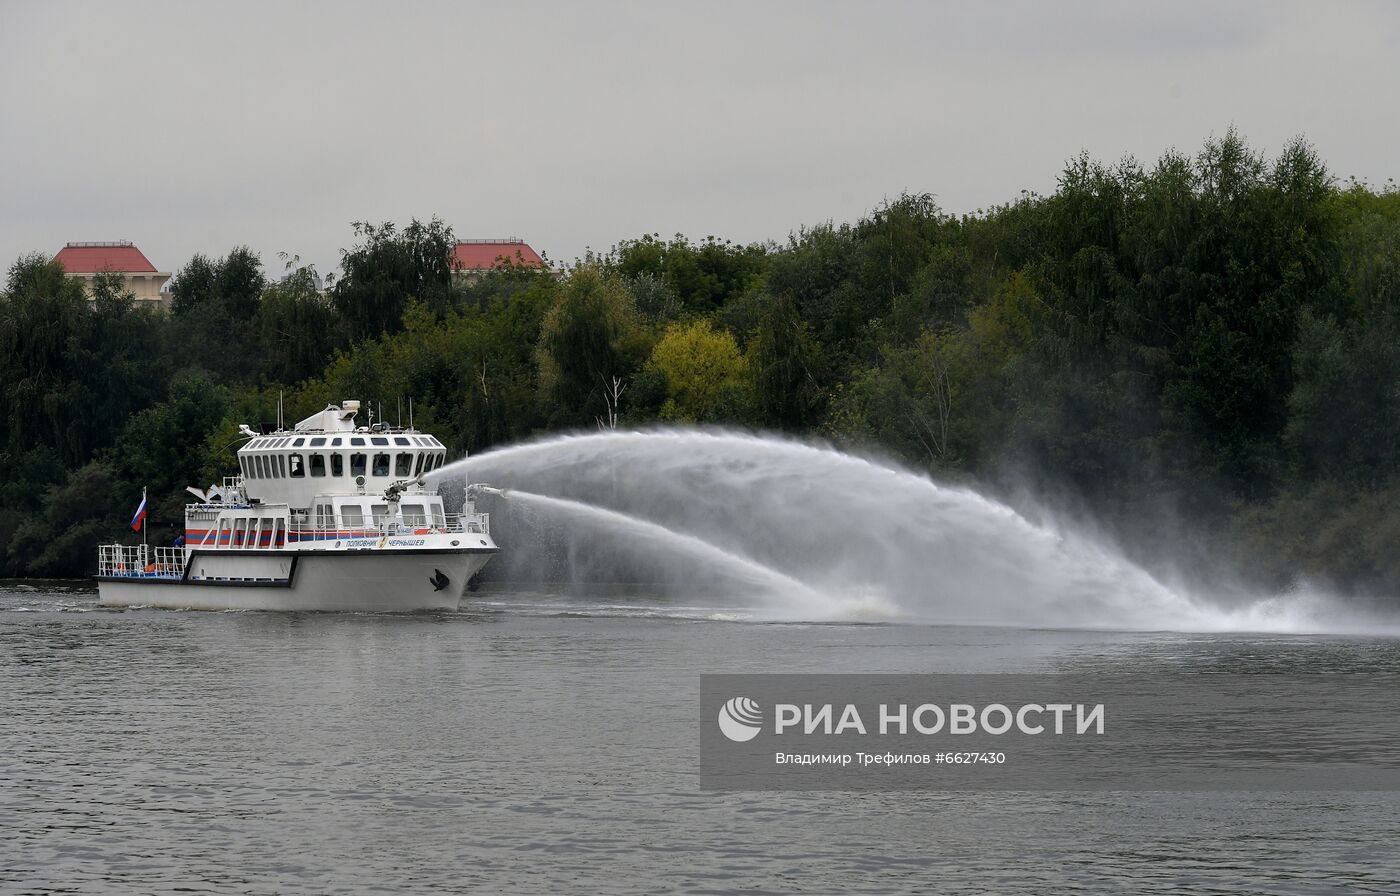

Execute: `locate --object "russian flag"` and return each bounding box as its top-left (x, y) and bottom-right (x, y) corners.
top-left (130, 490), bottom-right (147, 532)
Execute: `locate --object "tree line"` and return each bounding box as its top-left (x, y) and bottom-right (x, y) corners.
top-left (3, 131), bottom-right (1398, 596)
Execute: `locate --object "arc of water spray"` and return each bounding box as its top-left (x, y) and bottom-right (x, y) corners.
top-left (436, 430), bottom-right (1400, 634)
top-left (438, 429), bottom-right (1023, 524)
top-left (489, 488), bottom-right (833, 613)
top-left (437, 429), bottom-right (1207, 629)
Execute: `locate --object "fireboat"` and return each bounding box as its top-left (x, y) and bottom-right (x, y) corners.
top-left (96, 400), bottom-right (497, 611)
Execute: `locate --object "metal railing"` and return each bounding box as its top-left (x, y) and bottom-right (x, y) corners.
top-left (187, 511), bottom-right (491, 549)
top-left (97, 545), bottom-right (186, 578)
top-left (282, 512), bottom-right (490, 538)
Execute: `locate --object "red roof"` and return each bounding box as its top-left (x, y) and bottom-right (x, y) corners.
top-left (54, 242), bottom-right (158, 273)
top-left (452, 240), bottom-right (543, 271)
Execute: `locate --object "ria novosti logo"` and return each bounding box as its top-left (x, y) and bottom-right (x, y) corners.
top-left (717, 696), bottom-right (763, 742)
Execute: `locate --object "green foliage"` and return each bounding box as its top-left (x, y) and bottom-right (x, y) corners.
top-left (6, 462), bottom-right (125, 577)
top-left (613, 234), bottom-right (767, 313)
top-left (167, 247), bottom-right (269, 382)
top-left (748, 292), bottom-right (823, 430)
top-left (169, 246), bottom-right (266, 318)
top-left (258, 265), bottom-right (343, 384)
top-left (829, 273), bottom-right (1036, 469)
top-left (857, 193), bottom-right (950, 309)
top-left (0, 254), bottom-right (171, 468)
top-left (764, 223), bottom-right (866, 366)
top-left (334, 218), bottom-right (457, 341)
top-left (169, 253), bottom-right (219, 314)
top-left (645, 320), bottom-right (749, 422)
top-left (1286, 301), bottom-right (1400, 486)
top-left (306, 272), bottom-right (555, 454)
top-left (110, 370), bottom-right (233, 522)
top-left (536, 266), bottom-right (649, 426)
top-left (627, 272), bottom-right (682, 324)
top-left (1009, 131), bottom-right (1341, 506)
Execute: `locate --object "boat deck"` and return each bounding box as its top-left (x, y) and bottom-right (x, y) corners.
top-left (98, 545), bottom-right (185, 580)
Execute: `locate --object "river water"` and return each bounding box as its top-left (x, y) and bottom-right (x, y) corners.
top-left (3, 582), bottom-right (1399, 894)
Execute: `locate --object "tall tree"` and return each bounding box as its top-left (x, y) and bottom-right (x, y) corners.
top-left (334, 218), bottom-right (457, 341)
top-left (645, 320), bottom-right (748, 422)
top-left (749, 292), bottom-right (822, 429)
top-left (536, 266), bottom-right (647, 426)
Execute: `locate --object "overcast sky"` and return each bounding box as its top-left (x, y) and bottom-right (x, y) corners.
top-left (3, 1), bottom-right (1398, 280)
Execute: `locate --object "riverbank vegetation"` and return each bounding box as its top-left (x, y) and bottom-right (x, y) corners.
top-left (3, 131), bottom-right (1398, 596)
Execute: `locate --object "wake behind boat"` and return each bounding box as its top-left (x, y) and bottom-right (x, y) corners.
top-left (96, 400), bottom-right (498, 611)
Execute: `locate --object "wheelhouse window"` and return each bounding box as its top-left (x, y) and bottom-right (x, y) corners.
top-left (276, 454), bottom-right (286, 477)
top-left (413, 453), bottom-right (426, 476)
top-left (341, 505), bottom-right (364, 527)
top-left (372, 453), bottom-right (390, 477)
top-left (289, 453), bottom-right (305, 477)
top-left (350, 453), bottom-right (367, 477)
top-left (371, 437), bottom-right (389, 446)
top-left (310, 437), bottom-right (326, 447)
top-left (395, 453), bottom-right (412, 476)
top-left (351, 437), bottom-right (365, 446)
top-left (310, 453), bottom-right (326, 477)
top-left (371, 503), bottom-right (390, 526)
top-left (394, 437), bottom-right (410, 446)
top-left (331, 454), bottom-right (344, 477)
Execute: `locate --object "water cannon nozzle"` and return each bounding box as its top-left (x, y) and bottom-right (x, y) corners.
top-left (467, 483), bottom-right (508, 499)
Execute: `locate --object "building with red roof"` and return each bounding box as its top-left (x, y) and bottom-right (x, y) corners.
top-left (54, 241), bottom-right (172, 308)
top-left (451, 239), bottom-right (545, 278)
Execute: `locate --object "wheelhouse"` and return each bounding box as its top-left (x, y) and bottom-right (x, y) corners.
top-left (238, 432), bottom-right (448, 502)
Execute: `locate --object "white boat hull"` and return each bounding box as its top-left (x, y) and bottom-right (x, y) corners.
top-left (97, 549), bottom-right (493, 612)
